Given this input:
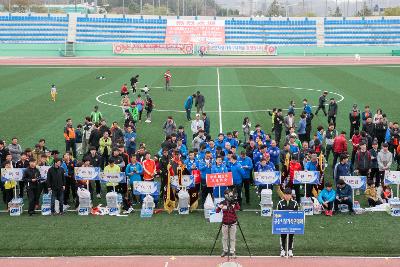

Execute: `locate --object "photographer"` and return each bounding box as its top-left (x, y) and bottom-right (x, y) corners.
top-left (277, 188), bottom-right (299, 257)
top-left (216, 189), bottom-right (240, 258)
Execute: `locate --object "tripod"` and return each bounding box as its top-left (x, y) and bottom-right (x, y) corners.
top-left (210, 218), bottom-right (251, 259)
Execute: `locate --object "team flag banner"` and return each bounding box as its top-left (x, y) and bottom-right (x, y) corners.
top-left (272, 211), bottom-right (305, 235)
top-left (171, 175), bottom-right (194, 189)
top-left (341, 176), bottom-right (367, 190)
top-left (204, 44), bottom-right (278, 56)
top-left (1, 168), bottom-right (25, 182)
top-left (113, 43), bottom-right (194, 55)
top-left (254, 171), bottom-right (281, 185)
top-left (75, 167), bottom-right (101, 181)
top-left (293, 171), bottom-right (320, 185)
top-left (38, 166), bottom-right (51, 180)
top-left (133, 181), bottom-right (160, 196)
top-left (384, 171), bottom-right (400, 185)
top-left (165, 20), bottom-right (225, 45)
top-left (100, 172), bottom-right (126, 184)
top-left (206, 172), bottom-right (233, 187)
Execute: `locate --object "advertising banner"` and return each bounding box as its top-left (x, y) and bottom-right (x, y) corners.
top-left (165, 20), bottom-right (225, 45)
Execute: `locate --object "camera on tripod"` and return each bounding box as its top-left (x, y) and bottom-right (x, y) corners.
top-left (221, 188), bottom-right (238, 206)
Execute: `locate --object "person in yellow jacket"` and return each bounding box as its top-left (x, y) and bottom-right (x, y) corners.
top-left (365, 179), bottom-right (383, 207)
top-left (3, 160), bottom-right (17, 207)
top-left (104, 158), bottom-right (120, 192)
top-left (99, 131), bottom-right (112, 170)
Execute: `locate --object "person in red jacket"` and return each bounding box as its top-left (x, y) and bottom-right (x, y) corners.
top-left (350, 130), bottom-right (361, 169)
top-left (332, 131), bottom-right (348, 169)
top-left (284, 152), bottom-right (302, 203)
top-left (120, 83), bottom-right (129, 96)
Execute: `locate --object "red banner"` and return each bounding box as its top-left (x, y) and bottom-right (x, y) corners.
top-left (112, 43), bottom-right (194, 55)
top-left (206, 172), bottom-right (233, 187)
top-left (165, 20), bottom-right (225, 45)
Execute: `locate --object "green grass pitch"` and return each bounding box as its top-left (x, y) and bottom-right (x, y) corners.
top-left (0, 65), bottom-right (400, 256)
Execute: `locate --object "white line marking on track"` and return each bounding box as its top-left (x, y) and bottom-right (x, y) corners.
top-left (164, 261), bottom-right (169, 267)
top-left (217, 68), bottom-right (223, 133)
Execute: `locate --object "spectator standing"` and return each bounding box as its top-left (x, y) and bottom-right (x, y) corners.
top-left (195, 91), bottom-right (205, 114)
top-left (8, 137), bottom-right (22, 164)
top-left (191, 113), bottom-right (205, 139)
top-left (64, 118), bottom-right (77, 158)
top-left (327, 98), bottom-right (338, 127)
top-left (47, 158), bottom-right (66, 215)
top-left (90, 105), bottom-right (103, 125)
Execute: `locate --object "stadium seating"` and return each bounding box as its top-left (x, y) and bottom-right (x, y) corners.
top-left (76, 17), bottom-right (167, 43)
top-left (224, 19), bottom-right (317, 45)
top-left (0, 14), bottom-right (68, 43)
top-left (324, 18), bottom-right (400, 45)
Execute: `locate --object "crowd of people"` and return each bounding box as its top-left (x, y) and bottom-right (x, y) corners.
top-left (1, 81), bottom-right (399, 222)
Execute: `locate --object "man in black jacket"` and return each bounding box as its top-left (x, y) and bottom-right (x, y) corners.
top-left (47, 159), bottom-right (66, 215)
top-left (327, 98), bottom-right (338, 127)
top-left (23, 158), bottom-right (41, 215)
top-left (274, 109), bottom-right (284, 146)
top-left (159, 148), bottom-right (170, 201)
top-left (315, 91), bottom-right (328, 116)
top-left (86, 146), bottom-right (102, 198)
top-left (349, 104), bottom-right (361, 139)
top-left (277, 188), bottom-right (299, 257)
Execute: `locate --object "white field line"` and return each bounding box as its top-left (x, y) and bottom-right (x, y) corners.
top-left (217, 68), bottom-right (223, 133)
top-left (95, 85), bottom-right (345, 113)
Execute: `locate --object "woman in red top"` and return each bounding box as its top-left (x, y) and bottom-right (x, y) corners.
top-left (142, 152), bottom-right (156, 181)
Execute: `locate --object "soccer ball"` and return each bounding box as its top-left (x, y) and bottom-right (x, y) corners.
top-left (354, 54), bottom-right (361, 61)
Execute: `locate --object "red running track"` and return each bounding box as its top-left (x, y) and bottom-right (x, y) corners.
top-left (1, 256), bottom-right (399, 267)
top-left (1, 56), bottom-right (400, 66)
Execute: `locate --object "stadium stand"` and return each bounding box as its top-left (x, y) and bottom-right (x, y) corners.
top-left (1, 13), bottom-right (400, 46)
top-left (224, 18), bottom-right (317, 45)
top-left (324, 18), bottom-right (400, 45)
top-left (75, 17), bottom-right (167, 43)
top-left (0, 14), bottom-right (68, 43)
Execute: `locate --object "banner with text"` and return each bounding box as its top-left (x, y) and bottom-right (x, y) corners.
top-left (294, 171), bottom-right (320, 185)
top-left (171, 175), bottom-right (194, 189)
top-left (75, 167), bottom-right (101, 181)
top-left (384, 171), bottom-right (400, 185)
top-left (113, 43), bottom-right (194, 55)
top-left (206, 172), bottom-right (233, 187)
top-left (341, 176), bottom-right (367, 190)
top-left (165, 20), bottom-right (225, 45)
top-left (1, 168), bottom-right (25, 182)
top-left (100, 172), bottom-right (126, 184)
top-left (204, 44), bottom-right (278, 56)
top-left (254, 171), bottom-right (281, 186)
top-left (133, 181), bottom-right (160, 196)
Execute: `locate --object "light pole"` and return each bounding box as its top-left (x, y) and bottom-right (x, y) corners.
top-left (140, 0), bottom-right (143, 14)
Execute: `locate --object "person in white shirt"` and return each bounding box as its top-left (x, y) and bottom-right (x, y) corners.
top-left (191, 113), bottom-right (204, 139)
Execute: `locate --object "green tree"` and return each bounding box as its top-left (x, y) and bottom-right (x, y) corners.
top-left (356, 2), bottom-right (372, 16)
top-left (267, 0), bottom-right (284, 17)
top-left (331, 6), bottom-right (342, 17)
top-left (384, 7), bottom-right (400, 16)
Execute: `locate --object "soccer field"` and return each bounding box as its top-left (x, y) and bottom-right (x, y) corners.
top-left (1, 65), bottom-right (400, 256)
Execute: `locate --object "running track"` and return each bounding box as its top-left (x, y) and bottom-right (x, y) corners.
top-left (1, 56), bottom-right (400, 66)
top-left (1, 256), bottom-right (399, 267)
top-left (2, 55), bottom-right (400, 266)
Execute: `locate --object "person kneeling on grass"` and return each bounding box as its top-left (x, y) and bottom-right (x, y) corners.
top-left (216, 189), bottom-right (240, 259)
top-left (277, 188), bottom-right (299, 257)
top-left (318, 182), bottom-right (336, 216)
top-left (335, 179), bottom-right (354, 214)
